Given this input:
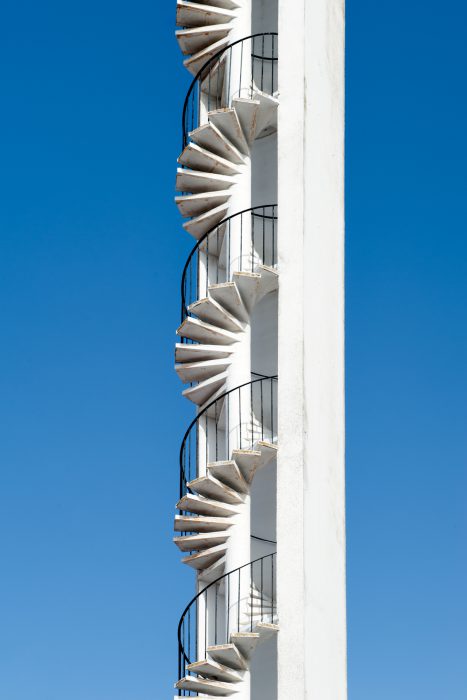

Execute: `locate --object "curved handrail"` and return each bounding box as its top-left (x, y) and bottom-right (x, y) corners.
top-left (177, 551), bottom-right (277, 673)
top-left (182, 32), bottom-right (278, 147)
top-left (180, 204), bottom-right (278, 322)
top-left (179, 374), bottom-right (278, 499)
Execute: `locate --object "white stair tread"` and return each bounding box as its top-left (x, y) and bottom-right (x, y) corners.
top-left (183, 202), bottom-right (230, 239)
top-left (175, 358), bottom-right (231, 383)
top-left (187, 659), bottom-right (243, 683)
top-left (176, 190), bottom-right (231, 218)
top-left (198, 0), bottom-right (240, 9)
top-left (174, 514), bottom-right (232, 532)
top-left (179, 142), bottom-right (242, 176)
top-left (182, 372), bottom-right (228, 406)
top-left (176, 1), bottom-right (236, 28)
top-left (174, 531), bottom-right (229, 552)
top-left (188, 296), bottom-right (245, 332)
top-left (188, 474), bottom-right (245, 504)
top-left (190, 122), bottom-right (246, 165)
top-left (175, 675), bottom-right (238, 696)
top-left (182, 543), bottom-right (227, 570)
top-left (232, 98), bottom-right (260, 144)
top-left (208, 282), bottom-right (249, 322)
top-left (175, 342), bottom-right (235, 363)
top-left (176, 24), bottom-right (232, 56)
top-left (208, 108), bottom-right (250, 155)
top-left (232, 440), bottom-right (277, 482)
top-left (253, 90), bottom-right (280, 139)
top-left (177, 316), bottom-right (239, 345)
top-left (207, 460), bottom-right (249, 493)
top-left (176, 167), bottom-right (235, 194)
top-left (177, 493), bottom-right (239, 517)
top-left (207, 644), bottom-right (248, 671)
top-left (229, 632), bottom-right (260, 659)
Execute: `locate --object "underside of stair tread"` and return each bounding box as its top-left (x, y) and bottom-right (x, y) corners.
top-left (176, 1), bottom-right (236, 29)
top-left (179, 142), bottom-right (242, 176)
top-left (196, 0), bottom-right (240, 9)
top-left (176, 167), bottom-right (235, 194)
top-left (176, 190), bottom-right (231, 218)
top-left (207, 644), bottom-right (248, 671)
top-left (208, 108), bottom-right (250, 155)
top-left (190, 122), bottom-right (246, 165)
top-left (174, 514), bottom-right (232, 532)
top-left (232, 441), bottom-right (277, 482)
top-left (174, 531), bottom-right (229, 552)
top-left (177, 493), bottom-right (239, 517)
top-left (207, 460), bottom-right (249, 493)
top-left (175, 342), bottom-right (235, 363)
top-left (188, 474), bottom-right (245, 504)
top-left (183, 202), bottom-right (230, 239)
top-left (182, 372), bottom-right (228, 406)
top-left (189, 296), bottom-right (246, 332)
top-left (252, 90), bottom-right (280, 139)
top-left (176, 24), bottom-right (232, 56)
top-left (187, 659), bottom-right (243, 683)
top-left (175, 675), bottom-right (238, 696)
top-left (182, 542), bottom-right (227, 569)
top-left (175, 357), bottom-right (231, 383)
top-left (199, 553), bottom-right (226, 582)
top-left (177, 316), bottom-right (240, 345)
top-left (184, 36), bottom-right (231, 76)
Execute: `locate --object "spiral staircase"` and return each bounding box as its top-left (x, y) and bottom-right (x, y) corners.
top-left (173, 3), bottom-right (279, 696)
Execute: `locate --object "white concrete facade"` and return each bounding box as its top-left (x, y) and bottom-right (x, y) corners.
top-left (173, 0), bottom-right (346, 697)
top-left (277, 0), bottom-right (347, 698)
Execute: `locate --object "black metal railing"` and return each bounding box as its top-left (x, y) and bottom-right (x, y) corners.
top-left (180, 205), bottom-right (278, 323)
top-left (182, 33), bottom-right (278, 148)
top-left (177, 552), bottom-right (277, 694)
top-left (179, 375), bottom-right (278, 501)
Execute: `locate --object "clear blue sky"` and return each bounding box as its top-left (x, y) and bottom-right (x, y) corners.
top-left (0, 1), bottom-right (466, 698)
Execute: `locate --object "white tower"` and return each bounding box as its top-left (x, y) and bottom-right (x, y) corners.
top-left (173, 0), bottom-right (346, 698)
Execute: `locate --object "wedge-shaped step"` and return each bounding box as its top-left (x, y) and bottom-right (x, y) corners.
top-left (175, 676), bottom-right (238, 696)
top-left (176, 167), bottom-right (235, 194)
top-left (198, 0), bottom-right (240, 8)
top-left (174, 514), bottom-right (232, 533)
top-left (230, 632), bottom-right (260, 660)
top-left (208, 108), bottom-right (250, 155)
top-left (177, 493), bottom-right (239, 517)
top-left (176, 1), bottom-right (236, 28)
top-left (208, 460), bottom-right (249, 494)
top-left (233, 265), bottom-right (279, 312)
top-left (184, 36), bottom-right (231, 76)
top-left (174, 531), bottom-right (229, 552)
top-left (183, 202), bottom-right (230, 239)
top-left (254, 91), bottom-right (280, 139)
top-left (207, 644), bottom-right (248, 671)
top-left (182, 543), bottom-right (227, 570)
top-left (189, 296), bottom-right (245, 332)
top-left (182, 372), bottom-right (227, 406)
top-left (188, 474), bottom-right (245, 504)
top-left (175, 343), bottom-right (234, 364)
top-left (231, 449), bottom-right (261, 483)
top-left (176, 358), bottom-right (231, 384)
top-left (177, 316), bottom-right (239, 345)
top-left (176, 24), bottom-right (232, 56)
top-left (179, 143), bottom-right (242, 176)
top-left (200, 56), bottom-right (226, 98)
top-left (187, 659), bottom-right (243, 683)
top-left (255, 622), bottom-right (280, 641)
top-left (176, 190), bottom-right (231, 218)
top-left (190, 122), bottom-right (246, 165)
top-left (208, 282), bottom-right (249, 322)
top-left (255, 264), bottom-right (279, 298)
top-left (232, 441), bottom-right (278, 482)
top-left (232, 98), bottom-right (260, 144)
top-left (201, 553), bottom-right (226, 582)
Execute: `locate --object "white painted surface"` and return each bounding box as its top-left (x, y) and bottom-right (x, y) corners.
top-left (277, 0), bottom-right (347, 699)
